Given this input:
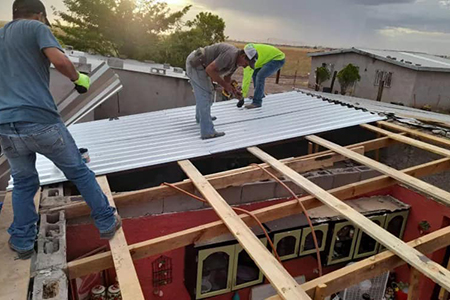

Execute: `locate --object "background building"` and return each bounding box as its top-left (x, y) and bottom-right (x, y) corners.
top-left (309, 48), bottom-right (450, 111)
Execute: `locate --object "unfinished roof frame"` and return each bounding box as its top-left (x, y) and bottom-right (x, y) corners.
top-left (4, 121), bottom-right (450, 300)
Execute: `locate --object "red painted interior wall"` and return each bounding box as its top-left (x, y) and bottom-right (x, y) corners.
top-left (66, 185), bottom-right (450, 300)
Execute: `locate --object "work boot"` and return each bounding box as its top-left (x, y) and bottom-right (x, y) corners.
top-left (201, 131), bottom-right (225, 140)
top-left (100, 215), bottom-right (122, 240)
top-left (245, 103), bottom-right (261, 109)
top-left (8, 239), bottom-right (35, 260)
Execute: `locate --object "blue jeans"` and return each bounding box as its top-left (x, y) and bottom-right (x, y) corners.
top-left (186, 51), bottom-right (216, 137)
top-left (0, 122), bottom-right (116, 251)
top-left (252, 59), bottom-right (286, 106)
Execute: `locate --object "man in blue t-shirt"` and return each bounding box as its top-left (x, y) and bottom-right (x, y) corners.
top-left (0, 0), bottom-right (121, 259)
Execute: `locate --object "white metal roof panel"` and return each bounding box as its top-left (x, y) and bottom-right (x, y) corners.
top-left (299, 89), bottom-right (450, 125)
top-left (11, 91), bottom-right (383, 188)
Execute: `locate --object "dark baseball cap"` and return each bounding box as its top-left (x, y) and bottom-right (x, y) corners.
top-left (13, 0), bottom-right (51, 27)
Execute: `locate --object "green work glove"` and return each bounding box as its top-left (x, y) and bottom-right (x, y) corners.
top-left (73, 72), bottom-right (90, 94)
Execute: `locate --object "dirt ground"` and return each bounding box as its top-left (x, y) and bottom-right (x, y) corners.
top-left (232, 70), bottom-right (310, 97)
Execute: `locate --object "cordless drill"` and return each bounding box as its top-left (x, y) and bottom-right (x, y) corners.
top-left (222, 80), bottom-right (245, 107)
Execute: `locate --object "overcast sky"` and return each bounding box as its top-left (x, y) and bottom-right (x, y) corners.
top-left (1, 0), bottom-right (450, 55)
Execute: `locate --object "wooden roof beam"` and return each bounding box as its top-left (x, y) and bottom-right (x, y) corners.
top-left (266, 225), bottom-right (450, 299)
top-left (377, 120), bottom-right (450, 148)
top-left (307, 134), bottom-right (450, 207)
top-left (361, 123), bottom-right (450, 157)
top-left (178, 160), bottom-right (311, 300)
top-left (49, 136), bottom-right (397, 220)
top-left (67, 157), bottom-right (450, 279)
top-left (248, 146), bottom-right (450, 292)
top-left (96, 176), bottom-right (145, 300)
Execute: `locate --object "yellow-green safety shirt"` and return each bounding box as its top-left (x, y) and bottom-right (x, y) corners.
top-left (242, 44), bottom-right (285, 98)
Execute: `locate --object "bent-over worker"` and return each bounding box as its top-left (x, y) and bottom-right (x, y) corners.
top-left (186, 43), bottom-right (258, 139)
top-left (0, 0), bottom-right (121, 259)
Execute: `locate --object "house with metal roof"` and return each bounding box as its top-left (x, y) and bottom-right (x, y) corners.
top-left (308, 48), bottom-right (450, 110)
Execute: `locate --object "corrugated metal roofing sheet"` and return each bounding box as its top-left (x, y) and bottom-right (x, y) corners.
top-left (309, 48), bottom-right (450, 72)
top-left (12, 91), bottom-right (383, 188)
top-left (299, 89), bottom-right (450, 125)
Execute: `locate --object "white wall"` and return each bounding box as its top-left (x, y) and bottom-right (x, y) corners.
top-left (413, 72), bottom-right (450, 110)
top-left (309, 53), bottom-right (417, 106)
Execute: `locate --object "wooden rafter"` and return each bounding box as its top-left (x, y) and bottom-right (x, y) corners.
top-left (362, 124), bottom-right (450, 157)
top-left (177, 160), bottom-right (311, 300)
top-left (0, 191), bottom-right (40, 300)
top-left (248, 146), bottom-right (450, 291)
top-left (307, 135), bottom-right (450, 207)
top-left (378, 120), bottom-right (450, 148)
top-left (47, 135), bottom-right (398, 219)
top-left (266, 226), bottom-right (450, 299)
top-left (67, 157), bottom-right (450, 279)
top-left (96, 176), bottom-right (145, 300)
top-left (408, 268), bottom-right (421, 300)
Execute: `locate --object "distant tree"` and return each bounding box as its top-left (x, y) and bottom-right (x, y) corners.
top-left (315, 66), bottom-right (331, 91)
top-left (55, 0), bottom-right (190, 60)
top-left (337, 64), bottom-right (361, 95)
top-left (158, 12), bottom-right (227, 67)
top-left (54, 1), bottom-right (227, 67)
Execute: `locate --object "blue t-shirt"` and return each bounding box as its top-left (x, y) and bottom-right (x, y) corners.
top-left (0, 19), bottom-right (63, 124)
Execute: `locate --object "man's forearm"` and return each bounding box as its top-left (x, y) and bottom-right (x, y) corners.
top-left (55, 61), bottom-right (79, 81)
top-left (43, 48), bottom-right (79, 81)
top-left (207, 69), bottom-right (227, 89)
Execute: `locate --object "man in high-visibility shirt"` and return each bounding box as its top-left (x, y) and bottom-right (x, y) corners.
top-left (241, 44), bottom-right (285, 109)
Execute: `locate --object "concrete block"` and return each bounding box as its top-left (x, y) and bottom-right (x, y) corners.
top-left (39, 211), bottom-right (66, 238)
top-left (76, 63), bottom-right (92, 74)
top-left (36, 212), bottom-right (66, 271)
top-left (356, 166), bottom-right (382, 181)
top-left (118, 198), bottom-right (164, 218)
top-left (42, 184), bottom-right (63, 199)
top-left (41, 184), bottom-right (71, 210)
top-left (241, 181), bottom-right (276, 204)
top-left (304, 170), bottom-right (334, 190)
top-left (36, 235), bottom-right (67, 271)
top-left (40, 196), bottom-right (73, 210)
top-left (331, 167), bottom-right (362, 188)
top-left (78, 56), bottom-right (87, 64)
top-left (32, 270), bottom-right (68, 300)
top-left (151, 67), bottom-right (166, 75)
top-left (274, 180), bottom-right (305, 199)
top-left (163, 194), bottom-right (204, 213)
top-left (173, 67), bottom-right (184, 74)
top-left (107, 58), bottom-right (124, 69)
top-left (218, 186), bottom-right (242, 205)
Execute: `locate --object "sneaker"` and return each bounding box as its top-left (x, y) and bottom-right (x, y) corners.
top-left (245, 103), bottom-right (261, 109)
top-left (201, 131), bottom-right (225, 140)
top-left (100, 215), bottom-right (122, 240)
top-left (8, 239), bottom-right (35, 260)
top-left (237, 99), bottom-right (245, 108)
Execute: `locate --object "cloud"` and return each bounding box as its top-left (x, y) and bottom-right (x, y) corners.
top-left (2, 0), bottom-right (449, 55)
top-left (439, 0), bottom-right (450, 7)
top-left (344, 0), bottom-right (415, 5)
top-left (378, 26), bottom-right (448, 37)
